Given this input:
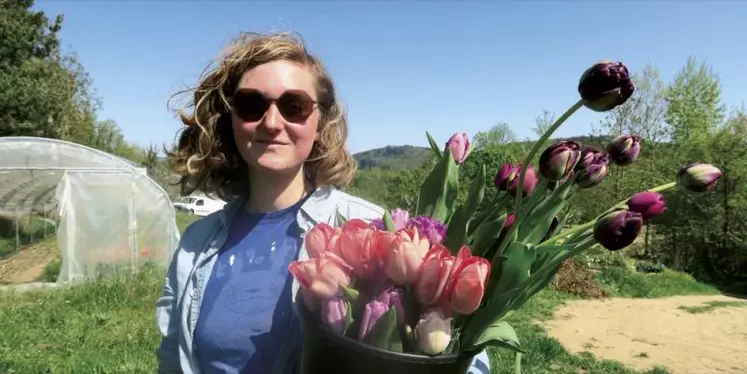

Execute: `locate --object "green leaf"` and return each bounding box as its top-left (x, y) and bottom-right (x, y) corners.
top-left (470, 214), bottom-right (508, 257)
top-left (471, 321), bottom-right (524, 353)
top-left (336, 209), bottom-right (348, 226)
top-left (382, 210), bottom-right (396, 232)
top-left (414, 147), bottom-right (459, 222)
top-left (340, 285), bottom-right (360, 304)
top-left (343, 300), bottom-right (354, 335)
top-left (426, 131), bottom-right (444, 159)
top-left (444, 164), bottom-right (486, 253)
top-left (363, 308), bottom-right (402, 351)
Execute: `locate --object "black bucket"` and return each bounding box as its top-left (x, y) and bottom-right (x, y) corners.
top-left (299, 303), bottom-right (476, 374)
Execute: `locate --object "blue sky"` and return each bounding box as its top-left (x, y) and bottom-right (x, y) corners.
top-left (33, 1), bottom-right (746, 154)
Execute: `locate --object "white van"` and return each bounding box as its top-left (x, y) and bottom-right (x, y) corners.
top-left (173, 195), bottom-right (227, 216)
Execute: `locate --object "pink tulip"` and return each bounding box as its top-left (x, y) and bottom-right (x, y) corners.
top-left (396, 226), bottom-right (431, 257)
top-left (305, 222), bottom-right (341, 258)
top-left (386, 236), bottom-right (425, 286)
top-left (288, 252), bottom-right (352, 300)
top-left (446, 132), bottom-right (470, 164)
top-left (321, 297), bottom-right (348, 334)
top-left (339, 219), bottom-right (381, 279)
top-left (415, 244), bottom-right (456, 307)
top-left (442, 246), bottom-right (491, 315)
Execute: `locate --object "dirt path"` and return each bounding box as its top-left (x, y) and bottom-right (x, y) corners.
top-left (541, 294), bottom-right (747, 374)
top-left (0, 243), bottom-right (57, 284)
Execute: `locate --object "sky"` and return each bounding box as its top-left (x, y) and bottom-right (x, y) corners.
top-left (32, 0), bottom-right (747, 154)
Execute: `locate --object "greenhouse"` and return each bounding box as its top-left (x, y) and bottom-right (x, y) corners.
top-left (0, 137), bottom-right (179, 283)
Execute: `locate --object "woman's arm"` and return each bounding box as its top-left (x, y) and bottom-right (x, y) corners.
top-left (155, 252), bottom-right (183, 374)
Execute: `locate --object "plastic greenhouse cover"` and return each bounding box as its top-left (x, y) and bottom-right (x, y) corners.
top-left (0, 137), bottom-right (180, 283)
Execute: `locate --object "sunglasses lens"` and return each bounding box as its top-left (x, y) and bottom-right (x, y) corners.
top-left (233, 90), bottom-right (268, 122)
top-left (277, 91), bottom-right (315, 122)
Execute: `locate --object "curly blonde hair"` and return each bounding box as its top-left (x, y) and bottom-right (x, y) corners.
top-left (167, 31), bottom-right (357, 201)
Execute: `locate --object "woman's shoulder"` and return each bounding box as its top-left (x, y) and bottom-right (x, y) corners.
top-left (332, 189), bottom-right (385, 222)
top-left (308, 186), bottom-right (385, 223)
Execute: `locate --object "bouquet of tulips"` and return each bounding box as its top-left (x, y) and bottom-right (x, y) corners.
top-left (289, 61), bottom-right (722, 373)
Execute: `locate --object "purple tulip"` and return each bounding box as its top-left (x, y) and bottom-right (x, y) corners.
top-left (358, 300), bottom-right (389, 340)
top-left (578, 60), bottom-right (635, 112)
top-left (508, 165), bottom-right (538, 197)
top-left (321, 297), bottom-right (348, 335)
top-left (593, 209), bottom-right (644, 251)
top-left (494, 163), bottom-right (518, 191)
top-left (575, 147), bottom-right (610, 188)
top-left (497, 213), bottom-right (516, 243)
top-left (376, 286), bottom-right (405, 324)
top-left (390, 208), bottom-right (410, 230)
top-left (406, 216), bottom-right (448, 245)
top-left (446, 132), bottom-right (470, 165)
top-left (677, 163), bottom-right (722, 193)
top-left (538, 141), bottom-right (581, 181)
top-left (606, 135), bottom-right (641, 166)
top-left (627, 192), bottom-right (667, 220)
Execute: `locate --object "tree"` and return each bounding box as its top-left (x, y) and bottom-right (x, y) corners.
top-left (0, 0), bottom-right (98, 143)
top-left (472, 122), bottom-right (517, 151)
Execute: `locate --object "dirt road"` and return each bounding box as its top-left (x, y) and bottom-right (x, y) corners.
top-left (541, 294), bottom-right (747, 374)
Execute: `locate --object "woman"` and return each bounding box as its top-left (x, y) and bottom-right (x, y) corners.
top-left (156, 31), bottom-right (491, 374)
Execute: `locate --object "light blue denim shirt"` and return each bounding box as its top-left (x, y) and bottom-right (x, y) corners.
top-left (155, 185), bottom-right (491, 374)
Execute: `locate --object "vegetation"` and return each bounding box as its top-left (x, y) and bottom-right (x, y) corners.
top-left (1, 2), bottom-right (745, 374)
top-left (2, 250), bottom-right (720, 374)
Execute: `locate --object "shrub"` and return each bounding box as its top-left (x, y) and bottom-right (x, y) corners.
top-left (551, 260), bottom-right (609, 299)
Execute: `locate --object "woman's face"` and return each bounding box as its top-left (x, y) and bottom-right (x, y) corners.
top-left (231, 60), bottom-right (320, 177)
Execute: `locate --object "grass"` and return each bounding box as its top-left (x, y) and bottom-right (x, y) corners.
top-left (677, 300), bottom-right (747, 314)
top-left (1, 258), bottom-right (722, 374)
top-left (0, 212), bottom-right (730, 374)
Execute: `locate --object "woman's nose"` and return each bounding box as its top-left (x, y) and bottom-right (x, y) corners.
top-left (260, 103), bottom-right (284, 132)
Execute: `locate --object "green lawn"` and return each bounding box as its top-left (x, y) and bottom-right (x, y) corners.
top-left (0, 256), bottom-right (722, 374)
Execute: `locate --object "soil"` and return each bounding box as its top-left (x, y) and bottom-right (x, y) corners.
top-left (0, 244), bottom-right (58, 284)
top-left (541, 294), bottom-right (747, 374)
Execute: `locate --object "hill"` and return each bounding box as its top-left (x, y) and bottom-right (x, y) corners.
top-left (354, 145), bottom-right (431, 170)
top-left (352, 135), bottom-right (613, 172)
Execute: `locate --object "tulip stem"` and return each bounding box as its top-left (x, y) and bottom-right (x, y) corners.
top-left (513, 99), bottom-right (585, 217)
top-left (542, 181), bottom-right (679, 245)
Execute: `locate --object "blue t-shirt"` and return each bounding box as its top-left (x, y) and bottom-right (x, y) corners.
top-left (194, 199), bottom-right (305, 374)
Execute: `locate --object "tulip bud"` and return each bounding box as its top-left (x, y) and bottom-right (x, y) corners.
top-left (386, 237), bottom-right (424, 286)
top-left (539, 141), bottom-right (581, 181)
top-left (443, 247), bottom-right (490, 314)
top-left (593, 209), bottom-right (643, 251)
top-left (289, 252), bottom-right (353, 300)
top-left (508, 165), bottom-right (538, 197)
top-left (578, 60), bottom-right (635, 112)
top-left (446, 132), bottom-right (470, 165)
top-left (415, 244), bottom-right (456, 306)
top-left (574, 147), bottom-right (610, 188)
top-left (494, 163), bottom-right (518, 191)
top-left (390, 208), bottom-right (410, 230)
top-left (321, 297), bottom-right (348, 334)
top-left (627, 192), bottom-right (667, 220)
top-left (376, 286), bottom-right (405, 324)
top-left (677, 163), bottom-right (722, 193)
top-left (358, 300), bottom-right (389, 340)
top-left (606, 135), bottom-right (641, 166)
top-left (415, 310), bottom-right (453, 356)
top-left (305, 222), bottom-right (341, 258)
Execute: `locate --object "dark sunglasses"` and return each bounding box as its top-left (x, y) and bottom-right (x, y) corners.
top-left (231, 88), bottom-right (317, 123)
